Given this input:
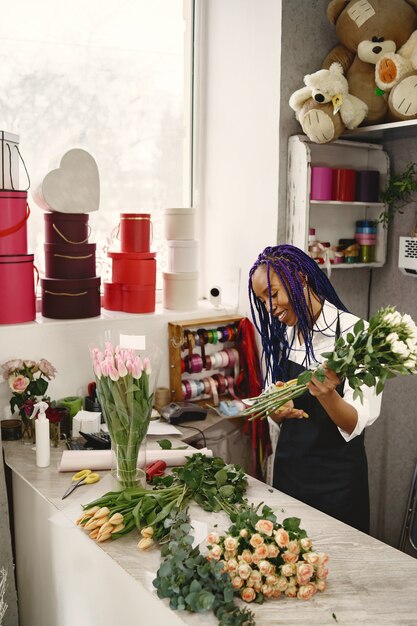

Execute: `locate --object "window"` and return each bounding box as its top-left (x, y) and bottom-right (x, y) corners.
top-left (0, 0), bottom-right (193, 287)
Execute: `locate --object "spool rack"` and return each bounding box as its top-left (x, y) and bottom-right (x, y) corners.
top-left (168, 315), bottom-right (243, 404)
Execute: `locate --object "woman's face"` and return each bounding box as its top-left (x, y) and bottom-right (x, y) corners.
top-left (251, 265), bottom-right (298, 327)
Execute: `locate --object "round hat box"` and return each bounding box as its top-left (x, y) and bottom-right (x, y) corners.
top-left (164, 208), bottom-right (195, 240)
top-left (163, 271), bottom-right (198, 310)
top-left (167, 240), bottom-right (198, 273)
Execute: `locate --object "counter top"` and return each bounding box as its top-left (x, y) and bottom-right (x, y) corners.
top-left (4, 439), bottom-right (417, 626)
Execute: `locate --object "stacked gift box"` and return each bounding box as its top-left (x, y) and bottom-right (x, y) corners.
top-left (0, 131), bottom-right (36, 325)
top-left (40, 212), bottom-right (100, 318)
top-left (103, 213), bottom-right (156, 313)
top-left (163, 208), bottom-right (199, 310)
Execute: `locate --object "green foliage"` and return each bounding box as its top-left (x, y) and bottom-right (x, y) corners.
top-left (153, 510), bottom-right (256, 626)
top-left (379, 162), bottom-right (417, 227)
top-left (81, 454), bottom-right (249, 543)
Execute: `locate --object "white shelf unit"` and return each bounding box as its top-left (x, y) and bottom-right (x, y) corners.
top-left (286, 135), bottom-right (390, 269)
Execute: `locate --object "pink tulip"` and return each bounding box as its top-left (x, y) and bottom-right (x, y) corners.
top-left (116, 356), bottom-right (128, 377)
top-left (93, 361), bottom-right (102, 379)
top-left (131, 357), bottom-right (143, 379)
top-left (143, 357), bottom-right (152, 375)
top-left (100, 360), bottom-right (110, 377)
top-left (104, 341), bottom-right (114, 357)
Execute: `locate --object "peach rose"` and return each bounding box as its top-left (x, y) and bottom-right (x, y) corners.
top-left (237, 563), bottom-right (252, 580)
top-left (254, 543), bottom-right (269, 560)
top-left (38, 358), bottom-right (56, 379)
top-left (241, 587), bottom-right (256, 603)
top-left (317, 552), bottom-right (329, 565)
top-left (297, 583), bottom-right (316, 600)
top-left (258, 560), bottom-right (274, 576)
top-left (240, 549), bottom-right (252, 564)
top-left (250, 552), bottom-right (261, 565)
top-left (267, 543), bottom-right (279, 558)
top-left (265, 574), bottom-right (278, 587)
top-left (274, 528), bottom-right (290, 548)
top-left (287, 539), bottom-right (300, 555)
top-left (275, 576), bottom-right (289, 592)
top-left (9, 374), bottom-right (30, 394)
top-left (272, 588), bottom-right (282, 598)
top-left (285, 585), bottom-right (298, 598)
top-left (261, 584), bottom-right (274, 598)
top-left (300, 537), bottom-right (313, 551)
top-left (231, 576), bottom-right (243, 590)
top-left (2, 359), bottom-right (23, 379)
top-left (210, 544), bottom-right (223, 560)
top-left (226, 558), bottom-right (239, 573)
top-left (316, 579), bottom-right (327, 592)
top-left (316, 565), bottom-right (329, 579)
top-left (296, 562), bottom-right (314, 585)
top-left (249, 533), bottom-right (264, 548)
top-left (224, 549), bottom-right (237, 561)
top-left (282, 550), bottom-right (298, 564)
top-left (207, 532), bottom-right (220, 545)
top-left (239, 528), bottom-right (249, 538)
top-left (281, 563), bottom-right (296, 577)
top-left (223, 536), bottom-right (238, 552)
top-left (303, 551), bottom-right (320, 565)
top-left (251, 570), bottom-right (262, 583)
top-left (246, 577), bottom-right (255, 588)
top-left (255, 519), bottom-right (274, 536)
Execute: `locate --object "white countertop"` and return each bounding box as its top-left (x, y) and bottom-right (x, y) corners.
top-left (4, 439), bottom-right (417, 626)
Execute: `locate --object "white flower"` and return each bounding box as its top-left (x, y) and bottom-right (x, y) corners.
top-left (386, 332), bottom-right (399, 344)
top-left (384, 311), bottom-right (402, 326)
top-left (391, 340), bottom-right (410, 358)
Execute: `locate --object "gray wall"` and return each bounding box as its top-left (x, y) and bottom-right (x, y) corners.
top-left (279, 1), bottom-right (417, 551)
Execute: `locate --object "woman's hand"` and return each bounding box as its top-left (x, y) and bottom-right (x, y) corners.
top-left (306, 365), bottom-right (340, 399)
top-left (269, 381), bottom-right (306, 422)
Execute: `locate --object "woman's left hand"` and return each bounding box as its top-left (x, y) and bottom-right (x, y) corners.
top-left (306, 365), bottom-right (340, 399)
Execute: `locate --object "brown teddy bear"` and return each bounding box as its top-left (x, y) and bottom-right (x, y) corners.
top-left (290, 0), bottom-right (417, 142)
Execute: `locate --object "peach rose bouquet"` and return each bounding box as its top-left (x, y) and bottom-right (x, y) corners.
top-left (206, 504), bottom-right (328, 604)
top-left (1, 358), bottom-right (57, 430)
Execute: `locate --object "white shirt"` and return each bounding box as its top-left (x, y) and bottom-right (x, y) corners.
top-left (287, 300), bottom-right (382, 442)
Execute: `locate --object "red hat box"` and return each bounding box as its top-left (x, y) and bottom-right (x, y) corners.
top-left (103, 282), bottom-right (122, 311)
top-left (108, 251), bottom-right (156, 285)
top-left (120, 213), bottom-right (152, 253)
top-left (44, 243), bottom-right (96, 279)
top-left (41, 277), bottom-right (101, 319)
top-left (44, 212), bottom-right (89, 245)
top-left (0, 253), bottom-right (36, 324)
top-left (122, 284), bottom-right (155, 314)
top-left (0, 191), bottom-right (29, 255)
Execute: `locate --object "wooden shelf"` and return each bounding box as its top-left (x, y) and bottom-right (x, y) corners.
top-left (310, 200), bottom-right (384, 207)
top-left (345, 119), bottom-right (417, 141)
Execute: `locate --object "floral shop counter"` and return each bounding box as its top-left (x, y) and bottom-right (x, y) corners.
top-left (3, 439), bottom-right (417, 626)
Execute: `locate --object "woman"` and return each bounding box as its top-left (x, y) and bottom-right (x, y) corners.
top-left (248, 244), bottom-right (381, 533)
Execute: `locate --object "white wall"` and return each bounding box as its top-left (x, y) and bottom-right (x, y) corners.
top-left (195, 0), bottom-right (281, 315)
top-left (0, 305), bottom-right (229, 418)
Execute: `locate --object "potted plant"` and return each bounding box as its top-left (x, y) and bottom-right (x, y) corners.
top-left (379, 162), bottom-right (417, 232)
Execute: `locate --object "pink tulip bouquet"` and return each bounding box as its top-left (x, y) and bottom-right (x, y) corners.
top-left (91, 342), bottom-right (155, 488)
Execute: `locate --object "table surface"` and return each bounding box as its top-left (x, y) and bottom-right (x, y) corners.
top-left (4, 438), bottom-right (417, 626)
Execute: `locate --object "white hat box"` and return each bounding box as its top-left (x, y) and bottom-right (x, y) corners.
top-left (163, 271), bottom-right (199, 310)
top-left (167, 239), bottom-right (199, 273)
top-left (164, 207), bottom-right (195, 240)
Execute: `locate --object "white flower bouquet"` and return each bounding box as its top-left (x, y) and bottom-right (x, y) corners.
top-left (243, 306), bottom-right (417, 420)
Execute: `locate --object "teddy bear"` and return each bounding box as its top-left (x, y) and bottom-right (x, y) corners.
top-left (375, 30), bottom-right (417, 120)
top-left (289, 62), bottom-right (368, 143)
top-left (290, 0), bottom-right (417, 143)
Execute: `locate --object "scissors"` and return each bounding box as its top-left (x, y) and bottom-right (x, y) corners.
top-left (62, 469), bottom-right (100, 499)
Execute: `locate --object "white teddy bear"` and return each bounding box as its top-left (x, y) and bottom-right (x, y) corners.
top-left (289, 62), bottom-right (368, 143)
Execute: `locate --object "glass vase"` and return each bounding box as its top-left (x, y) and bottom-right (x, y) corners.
top-left (111, 433), bottom-right (147, 489)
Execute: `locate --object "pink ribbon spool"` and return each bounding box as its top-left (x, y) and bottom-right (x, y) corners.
top-left (311, 167), bottom-right (333, 201)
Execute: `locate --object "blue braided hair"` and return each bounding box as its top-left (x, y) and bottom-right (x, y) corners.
top-left (248, 245), bottom-right (348, 383)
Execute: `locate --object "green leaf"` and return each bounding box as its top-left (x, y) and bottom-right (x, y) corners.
top-left (282, 517), bottom-right (301, 532)
top-left (215, 469), bottom-right (228, 487)
top-left (297, 370), bottom-right (313, 385)
top-left (157, 439), bottom-right (173, 450)
top-left (354, 319), bottom-right (365, 335)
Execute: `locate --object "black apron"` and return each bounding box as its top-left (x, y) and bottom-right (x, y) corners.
top-left (273, 319), bottom-right (370, 534)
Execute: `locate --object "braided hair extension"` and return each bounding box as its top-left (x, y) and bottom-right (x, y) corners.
top-left (248, 245), bottom-right (348, 383)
